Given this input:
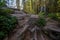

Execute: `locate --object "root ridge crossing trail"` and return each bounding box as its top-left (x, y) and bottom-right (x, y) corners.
top-left (4, 11), bottom-right (59, 40)
top-left (4, 11), bottom-right (39, 40)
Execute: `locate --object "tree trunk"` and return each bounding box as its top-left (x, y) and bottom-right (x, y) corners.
top-left (16, 0), bottom-right (20, 10)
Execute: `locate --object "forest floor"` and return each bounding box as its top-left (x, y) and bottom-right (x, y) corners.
top-left (4, 11), bottom-right (59, 40)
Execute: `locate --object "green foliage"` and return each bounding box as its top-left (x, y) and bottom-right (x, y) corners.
top-left (0, 32), bottom-right (6, 39)
top-left (0, 0), bottom-right (6, 7)
top-left (36, 12), bottom-right (46, 27)
top-left (24, 0), bottom-right (35, 14)
top-left (3, 9), bottom-right (14, 14)
top-left (38, 12), bottom-right (45, 17)
top-left (0, 9), bottom-right (14, 14)
top-left (48, 13), bottom-right (60, 21)
top-left (56, 13), bottom-right (60, 19)
top-left (24, 0), bottom-right (41, 14)
top-left (0, 9), bottom-right (17, 39)
top-left (0, 1), bottom-right (16, 39)
top-left (57, 0), bottom-right (60, 7)
top-left (36, 17), bottom-right (46, 27)
top-left (48, 13), bottom-right (57, 19)
top-left (47, 0), bottom-right (60, 12)
top-left (0, 16), bottom-right (17, 31)
top-left (23, 0), bottom-right (60, 13)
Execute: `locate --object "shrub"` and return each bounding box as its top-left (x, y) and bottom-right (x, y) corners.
top-left (3, 9), bottom-right (14, 14)
top-left (36, 12), bottom-right (46, 27)
top-left (48, 13), bottom-right (60, 21)
top-left (48, 13), bottom-right (57, 20)
top-left (0, 9), bottom-right (14, 14)
top-left (0, 32), bottom-right (6, 39)
top-left (38, 12), bottom-right (45, 17)
top-left (0, 9), bottom-right (17, 40)
top-left (0, 16), bottom-right (17, 30)
top-left (36, 17), bottom-right (46, 27)
top-left (56, 13), bottom-right (60, 21)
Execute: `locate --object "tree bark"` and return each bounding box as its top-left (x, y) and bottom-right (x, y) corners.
top-left (16, 0), bottom-right (20, 10)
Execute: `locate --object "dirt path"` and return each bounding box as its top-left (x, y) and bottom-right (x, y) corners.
top-left (44, 18), bottom-right (59, 32)
top-left (4, 11), bottom-right (59, 40)
top-left (4, 11), bottom-right (39, 40)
